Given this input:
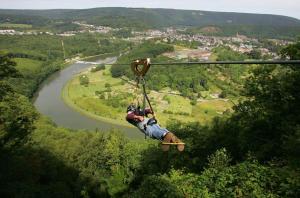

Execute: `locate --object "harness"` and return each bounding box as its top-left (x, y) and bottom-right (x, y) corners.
top-left (131, 58), bottom-right (157, 138)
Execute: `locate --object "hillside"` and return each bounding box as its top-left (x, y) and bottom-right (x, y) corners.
top-left (1, 41), bottom-right (300, 197)
top-left (1, 8), bottom-right (300, 27)
top-left (1, 7), bottom-right (300, 38)
top-left (1, 7), bottom-right (300, 197)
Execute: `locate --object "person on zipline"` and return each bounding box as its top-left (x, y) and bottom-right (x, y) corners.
top-left (126, 104), bottom-right (184, 151)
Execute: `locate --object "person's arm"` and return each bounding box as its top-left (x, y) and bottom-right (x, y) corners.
top-left (145, 108), bottom-right (153, 115)
top-left (126, 111), bottom-right (144, 121)
top-left (145, 108), bottom-right (155, 118)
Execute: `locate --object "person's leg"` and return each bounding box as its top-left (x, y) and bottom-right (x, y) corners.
top-left (146, 124), bottom-right (184, 151)
top-left (146, 124), bottom-right (169, 140)
top-left (162, 132), bottom-right (175, 142)
top-left (162, 131), bottom-right (184, 152)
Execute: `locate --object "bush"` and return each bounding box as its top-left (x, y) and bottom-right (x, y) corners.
top-left (178, 112), bottom-right (190, 116)
top-left (163, 110), bottom-right (173, 114)
top-left (106, 87), bottom-right (112, 92)
top-left (219, 90), bottom-right (227, 98)
top-left (79, 75), bottom-right (89, 86)
top-left (91, 64), bottom-right (105, 72)
top-left (163, 95), bottom-right (171, 104)
top-left (99, 94), bottom-right (105, 99)
top-left (105, 83), bottom-right (111, 88)
top-left (190, 99), bottom-right (197, 106)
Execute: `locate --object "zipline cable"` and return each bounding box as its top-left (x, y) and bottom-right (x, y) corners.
top-left (106, 60), bottom-right (300, 66)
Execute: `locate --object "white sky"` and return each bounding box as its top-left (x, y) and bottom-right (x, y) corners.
top-left (0, 0), bottom-right (299, 19)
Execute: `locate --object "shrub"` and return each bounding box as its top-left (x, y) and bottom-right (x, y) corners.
top-left (163, 95), bottom-right (171, 104)
top-left (105, 83), bottom-right (111, 88)
top-left (79, 75), bottom-right (89, 86)
top-left (190, 99), bottom-right (197, 106)
top-left (219, 90), bottom-right (227, 98)
top-left (90, 64), bottom-right (105, 72)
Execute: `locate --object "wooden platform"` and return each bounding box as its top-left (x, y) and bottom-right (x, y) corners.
top-left (161, 142), bottom-right (185, 145)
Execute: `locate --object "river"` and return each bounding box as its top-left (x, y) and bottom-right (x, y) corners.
top-left (33, 56), bottom-right (143, 139)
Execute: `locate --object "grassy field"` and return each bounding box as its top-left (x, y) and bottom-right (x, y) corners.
top-left (0, 23), bottom-right (32, 28)
top-left (13, 58), bottom-right (43, 75)
top-left (62, 65), bottom-right (234, 127)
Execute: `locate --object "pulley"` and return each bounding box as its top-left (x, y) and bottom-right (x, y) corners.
top-left (131, 58), bottom-right (151, 77)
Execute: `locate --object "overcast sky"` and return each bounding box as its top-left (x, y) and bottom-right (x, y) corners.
top-left (1, 0), bottom-right (299, 19)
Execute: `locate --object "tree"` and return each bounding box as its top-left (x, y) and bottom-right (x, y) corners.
top-left (219, 90), bottom-right (227, 98)
top-left (281, 41), bottom-right (300, 60)
top-left (79, 75), bottom-right (89, 86)
top-left (0, 81), bottom-right (14, 100)
top-left (0, 53), bottom-right (21, 80)
top-left (213, 46), bottom-right (247, 61)
top-left (105, 83), bottom-right (111, 88)
top-left (247, 49), bottom-right (262, 59)
top-left (91, 64), bottom-right (105, 72)
top-left (130, 148), bottom-right (300, 198)
top-left (223, 42), bottom-right (300, 162)
top-left (0, 91), bottom-right (38, 149)
top-left (0, 55), bottom-right (37, 148)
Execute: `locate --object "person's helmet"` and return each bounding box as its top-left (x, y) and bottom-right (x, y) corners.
top-left (127, 104), bottom-right (136, 112)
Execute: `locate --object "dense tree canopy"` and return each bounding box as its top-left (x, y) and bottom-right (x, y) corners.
top-left (0, 53), bottom-right (20, 79)
top-left (0, 54), bottom-right (38, 149)
top-left (111, 42), bottom-right (248, 97)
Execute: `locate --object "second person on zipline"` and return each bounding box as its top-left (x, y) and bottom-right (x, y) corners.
top-left (126, 104), bottom-right (184, 151)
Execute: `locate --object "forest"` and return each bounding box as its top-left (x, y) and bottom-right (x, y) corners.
top-left (0, 27), bottom-right (300, 197)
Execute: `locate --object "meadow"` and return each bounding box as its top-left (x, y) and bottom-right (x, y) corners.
top-left (63, 65), bottom-right (234, 126)
top-left (0, 23), bottom-right (32, 28)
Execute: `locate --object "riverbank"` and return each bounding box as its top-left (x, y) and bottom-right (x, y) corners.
top-left (65, 52), bottom-right (120, 65)
top-left (31, 52), bottom-right (118, 102)
top-left (62, 80), bottom-right (134, 128)
top-left (61, 64), bottom-right (134, 127)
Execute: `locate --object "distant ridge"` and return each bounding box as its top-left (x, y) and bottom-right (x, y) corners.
top-left (0, 7), bottom-right (300, 39)
top-left (1, 7), bottom-right (299, 27)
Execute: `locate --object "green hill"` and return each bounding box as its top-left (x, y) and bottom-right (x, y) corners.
top-left (1, 7), bottom-right (300, 27)
top-left (1, 7), bottom-right (300, 38)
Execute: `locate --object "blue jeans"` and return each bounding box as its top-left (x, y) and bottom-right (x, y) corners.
top-left (136, 118), bottom-right (169, 140)
top-left (146, 124), bottom-right (169, 140)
